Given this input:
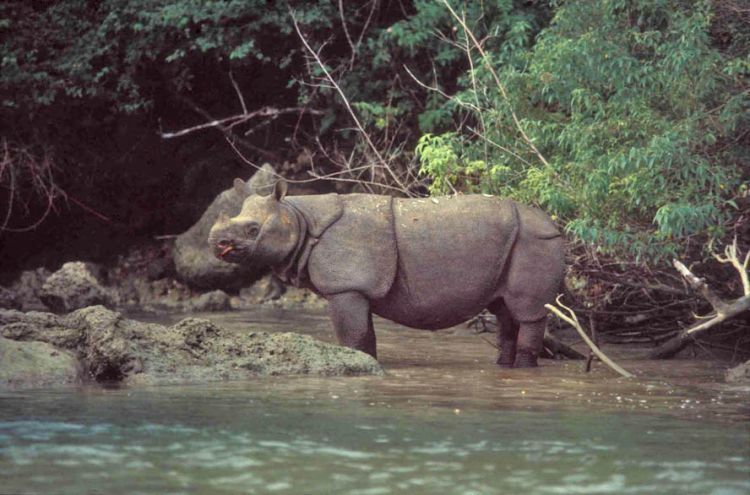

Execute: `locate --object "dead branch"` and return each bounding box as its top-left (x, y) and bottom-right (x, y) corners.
top-left (650, 239), bottom-right (750, 358)
top-left (290, 9), bottom-right (410, 194)
top-left (0, 139), bottom-right (64, 233)
top-left (440, 0), bottom-right (551, 169)
top-left (161, 106), bottom-right (321, 140)
top-left (546, 296), bottom-right (635, 378)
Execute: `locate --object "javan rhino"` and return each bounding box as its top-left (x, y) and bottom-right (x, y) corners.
top-left (208, 180), bottom-right (565, 367)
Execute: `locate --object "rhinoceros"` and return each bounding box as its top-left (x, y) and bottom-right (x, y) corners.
top-left (208, 180), bottom-right (565, 368)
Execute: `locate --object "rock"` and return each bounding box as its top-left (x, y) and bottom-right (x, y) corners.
top-left (2, 268), bottom-right (51, 311)
top-left (173, 163), bottom-right (276, 290)
top-left (231, 274), bottom-right (287, 309)
top-left (270, 287), bottom-right (328, 310)
top-left (726, 360), bottom-right (750, 383)
top-left (189, 290), bottom-right (231, 312)
top-left (0, 308), bottom-right (82, 348)
top-left (0, 286), bottom-right (20, 310)
top-left (0, 306), bottom-right (382, 388)
top-left (0, 337), bottom-right (82, 389)
top-left (145, 255), bottom-right (175, 281)
top-left (39, 262), bottom-right (112, 313)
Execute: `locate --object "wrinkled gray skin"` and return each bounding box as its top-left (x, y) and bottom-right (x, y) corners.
top-left (209, 180), bottom-right (565, 368)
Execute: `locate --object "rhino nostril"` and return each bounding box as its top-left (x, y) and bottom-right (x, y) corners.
top-left (217, 240), bottom-right (231, 249)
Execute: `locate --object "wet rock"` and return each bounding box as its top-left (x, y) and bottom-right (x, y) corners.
top-left (725, 360), bottom-right (750, 383)
top-left (0, 286), bottom-right (20, 310)
top-left (2, 268), bottom-right (51, 311)
top-left (173, 163), bottom-right (276, 290)
top-left (189, 290), bottom-right (231, 312)
top-left (0, 308), bottom-right (82, 348)
top-left (270, 287), bottom-right (328, 310)
top-left (231, 274), bottom-right (286, 309)
top-left (145, 255), bottom-right (175, 281)
top-left (0, 306), bottom-right (382, 388)
top-left (0, 337), bottom-right (82, 389)
top-left (39, 262), bottom-right (112, 313)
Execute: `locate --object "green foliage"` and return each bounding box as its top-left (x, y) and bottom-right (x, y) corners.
top-left (0, 0), bottom-right (337, 114)
top-left (416, 0), bottom-right (748, 260)
top-left (1, 0), bottom-right (746, 263)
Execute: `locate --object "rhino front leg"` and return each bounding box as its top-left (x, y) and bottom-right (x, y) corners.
top-left (327, 292), bottom-right (377, 359)
top-left (515, 317), bottom-right (546, 368)
top-left (488, 300), bottom-right (519, 367)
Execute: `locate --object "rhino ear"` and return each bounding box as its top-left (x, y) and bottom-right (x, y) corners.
top-left (233, 178), bottom-right (249, 198)
top-left (273, 179), bottom-right (288, 201)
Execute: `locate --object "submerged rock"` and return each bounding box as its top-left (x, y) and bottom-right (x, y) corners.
top-left (0, 337), bottom-right (82, 389)
top-left (188, 290), bottom-right (231, 312)
top-left (725, 360), bottom-right (750, 384)
top-left (0, 306), bottom-right (382, 389)
top-left (232, 274), bottom-right (286, 307)
top-left (173, 163), bottom-right (276, 290)
top-left (39, 262), bottom-right (112, 313)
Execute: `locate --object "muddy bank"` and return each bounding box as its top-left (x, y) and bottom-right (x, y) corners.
top-left (0, 306), bottom-right (382, 389)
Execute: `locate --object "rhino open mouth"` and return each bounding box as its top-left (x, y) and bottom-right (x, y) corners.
top-left (219, 245), bottom-right (235, 258)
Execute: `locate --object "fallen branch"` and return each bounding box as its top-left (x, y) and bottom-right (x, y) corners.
top-left (546, 296), bottom-right (635, 378)
top-left (650, 239), bottom-right (750, 358)
top-left (469, 312), bottom-right (585, 360)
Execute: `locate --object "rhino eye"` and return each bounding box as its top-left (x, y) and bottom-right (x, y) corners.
top-left (246, 224), bottom-right (260, 239)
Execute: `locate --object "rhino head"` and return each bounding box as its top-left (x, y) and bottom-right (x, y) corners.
top-left (208, 179), bottom-right (299, 267)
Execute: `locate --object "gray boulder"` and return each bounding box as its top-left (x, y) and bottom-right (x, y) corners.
top-left (39, 262), bottom-right (112, 313)
top-left (0, 306), bottom-right (382, 388)
top-left (231, 274), bottom-right (287, 309)
top-left (188, 289), bottom-right (231, 312)
top-left (0, 268), bottom-right (51, 311)
top-left (726, 360), bottom-right (750, 384)
top-left (173, 163), bottom-right (276, 290)
top-left (0, 337), bottom-right (82, 389)
top-left (0, 286), bottom-right (20, 310)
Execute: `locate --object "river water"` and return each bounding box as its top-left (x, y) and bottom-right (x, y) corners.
top-left (1, 308), bottom-right (748, 494)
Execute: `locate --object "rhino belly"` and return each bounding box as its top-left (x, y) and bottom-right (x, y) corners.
top-left (371, 274), bottom-right (489, 329)
top-left (370, 195), bottom-right (518, 330)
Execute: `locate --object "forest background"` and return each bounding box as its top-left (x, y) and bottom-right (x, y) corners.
top-left (1, 0), bottom-right (748, 354)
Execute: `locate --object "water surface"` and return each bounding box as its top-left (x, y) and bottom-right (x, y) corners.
top-left (1, 308), bottom-right (748, 494)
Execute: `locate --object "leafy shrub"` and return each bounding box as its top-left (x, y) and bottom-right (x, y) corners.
top-left (415, 0), bottom-right (748, 260)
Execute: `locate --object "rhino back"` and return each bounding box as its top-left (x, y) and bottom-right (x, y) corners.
top-left (384, 195), bottom-right (518, 324)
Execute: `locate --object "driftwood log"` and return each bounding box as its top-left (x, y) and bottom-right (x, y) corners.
top-left (650, 239), bottom-right (750, 359)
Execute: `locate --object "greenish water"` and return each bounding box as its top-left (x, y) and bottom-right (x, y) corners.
top-left (1, 309), bottom-right (748, 494)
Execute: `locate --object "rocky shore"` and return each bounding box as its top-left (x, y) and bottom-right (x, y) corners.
top-left (0, 306), bottom-right (382, 390)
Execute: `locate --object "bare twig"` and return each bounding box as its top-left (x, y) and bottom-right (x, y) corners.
top-left (161, 106), bottom-right (320, 139)
top-left (228, 70), bottom-right (247, 115)
top-left (546, 296), bottom-right (635, 378)
top-left (290, 9), bottom-right (409, 193)
top-left (440, 0), bottom-right (551, 168)
top-left (338, 0), bottom-right (357, 68)
top-left (714, 238), bottom-right (750, 295)
top-left (0, 139), bottom-right (63, 234)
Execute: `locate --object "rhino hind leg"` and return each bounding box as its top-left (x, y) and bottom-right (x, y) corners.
top-left (514, 318), bottom-right (546, 368)
top-left (488, 300), bottom-right (519, 367)
top-left (327, 291), bottom-right (377, 359)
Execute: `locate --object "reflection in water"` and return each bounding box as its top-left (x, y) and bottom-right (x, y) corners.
top-left (1, 308), bottom-right (748, 494)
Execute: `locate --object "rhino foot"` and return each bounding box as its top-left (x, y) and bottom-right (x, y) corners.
top-left (496, 352), bottom-right (516, 368)
top-left (514, 352), bottom-right (539, 368)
